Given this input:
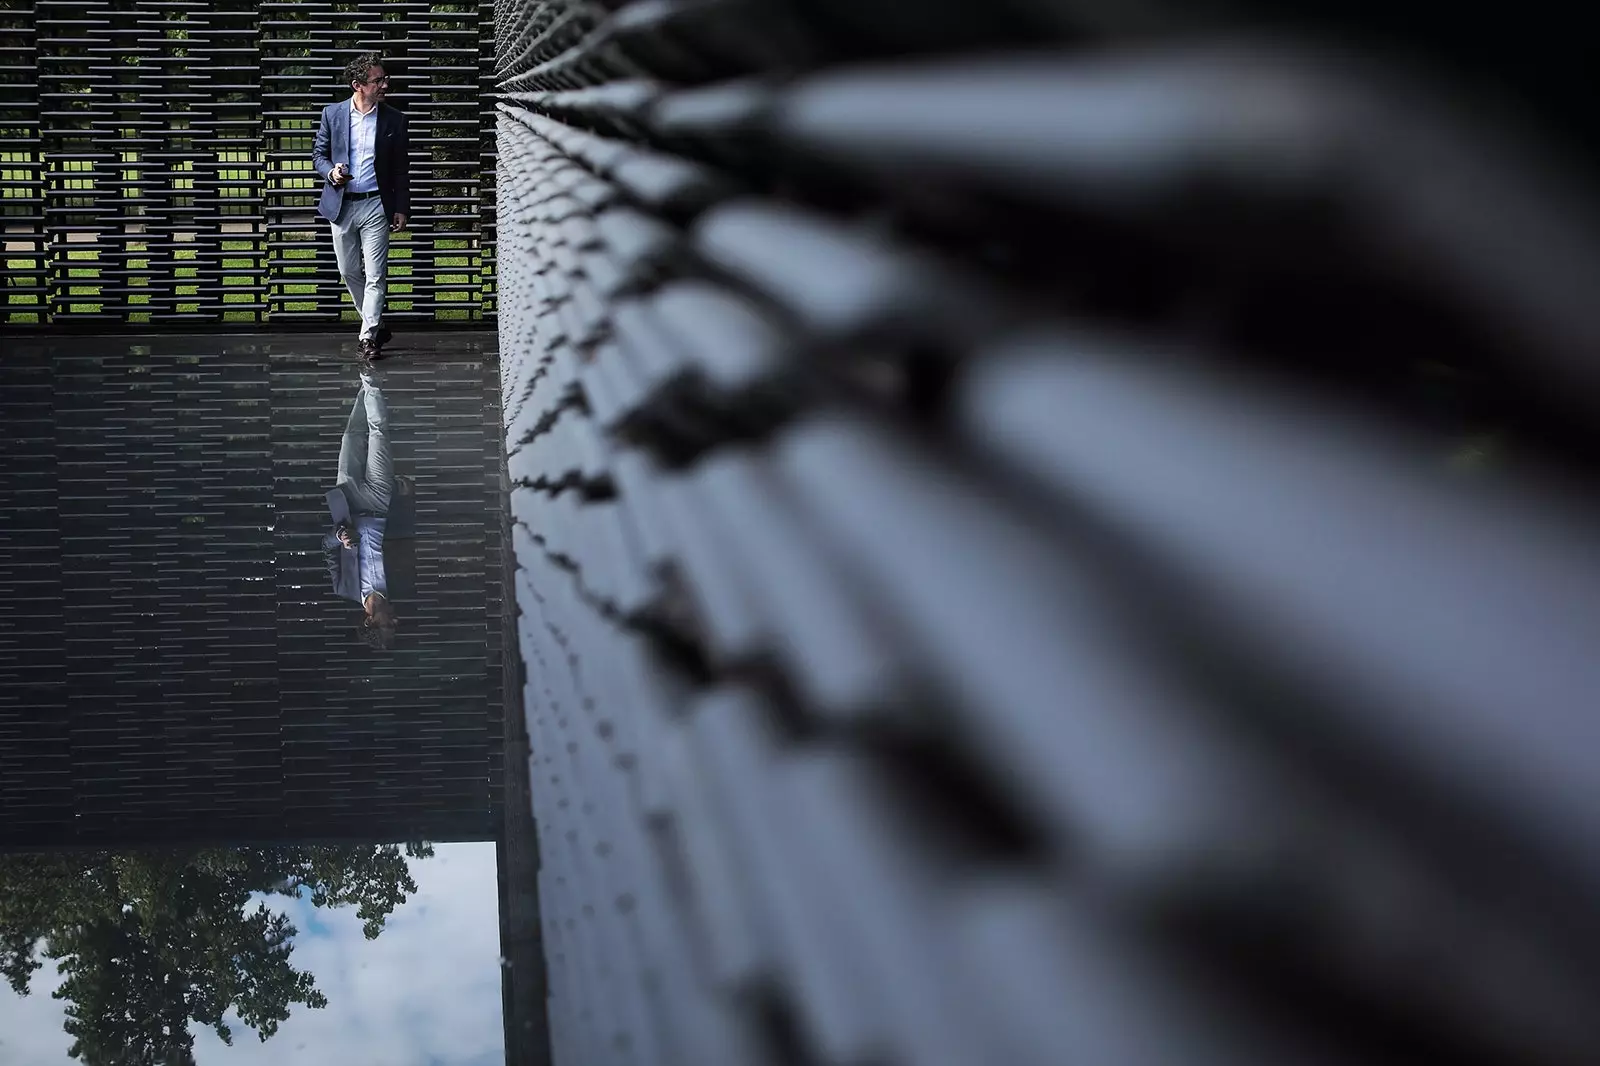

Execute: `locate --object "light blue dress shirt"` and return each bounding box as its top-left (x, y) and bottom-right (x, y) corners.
top-left (358, 516), bottom-right (388, 600)
top-left (348, 99), bottom-right (380, 194)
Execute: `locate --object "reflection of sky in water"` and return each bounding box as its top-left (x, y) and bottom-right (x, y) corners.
top-left (0, 843), bottom-right (504, 1066)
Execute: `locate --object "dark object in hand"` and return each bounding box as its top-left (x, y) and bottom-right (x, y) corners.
top-left (335, 521), bottom-right (355, 548)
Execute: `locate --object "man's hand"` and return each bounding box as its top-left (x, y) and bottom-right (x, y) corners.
top-left (390, 212), bottom-right (407, 231)
top-left (329, 163), bottom-right (350, 187)
top-left (336, 522), bottom-right (355, 549)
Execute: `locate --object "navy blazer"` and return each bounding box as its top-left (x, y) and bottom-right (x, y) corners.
top-left (312, 99), bottom-right (410, 223)
top-left (322, 480), bottom-right (416, 604)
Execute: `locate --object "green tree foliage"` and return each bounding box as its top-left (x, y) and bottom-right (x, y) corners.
top-left (0, 843), bottom-right (434, 1065)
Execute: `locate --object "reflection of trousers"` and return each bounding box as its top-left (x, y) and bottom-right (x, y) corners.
top-left (336, 374), bottom-right (394, 515)
top-left (330, 194), bottom-right (388, 339)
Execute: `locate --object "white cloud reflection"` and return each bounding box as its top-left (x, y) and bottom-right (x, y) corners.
top-left (0, 842), bottom-right (505, 1066)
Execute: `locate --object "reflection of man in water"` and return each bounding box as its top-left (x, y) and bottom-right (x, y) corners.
top-left (323, 368), bottom-right (400, 649)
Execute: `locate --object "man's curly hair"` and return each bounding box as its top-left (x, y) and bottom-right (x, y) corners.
top-left (343, 52), bottom-right (386, 88)
top-left (358, 616), bottom-right (396, 652)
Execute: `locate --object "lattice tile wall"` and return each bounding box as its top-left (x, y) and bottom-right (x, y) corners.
top-left (494, 3), bottom-right (1600, 1066)
top-left (0, 0), bottom-right (497, 326)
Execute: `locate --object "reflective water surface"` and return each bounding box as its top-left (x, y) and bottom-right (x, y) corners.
top-left (0, 842), bottom-right (503, 1065)
top-left (0, 334), bottom-right (516, 1065)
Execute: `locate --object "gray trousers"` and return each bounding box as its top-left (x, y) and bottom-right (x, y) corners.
top-left (330, 194), bottom-right (389, 339)
top-left (336, 372), bottom-right (394, 515)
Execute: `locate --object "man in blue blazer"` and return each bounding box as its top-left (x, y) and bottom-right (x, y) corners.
top-left (322, 368), bottom-right (409, 650)
top-left (312, 52), bottom-right (410, 360)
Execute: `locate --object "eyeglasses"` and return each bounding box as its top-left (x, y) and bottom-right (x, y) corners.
top-left (363, 75), bottom-right (391, 85)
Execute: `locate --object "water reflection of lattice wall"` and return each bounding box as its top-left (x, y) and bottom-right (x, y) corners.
top-left (0, 336), bottom-right (506, 848)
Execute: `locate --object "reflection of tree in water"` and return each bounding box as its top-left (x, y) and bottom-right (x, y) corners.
top-left (0, 843), bottom-right (434, 1065)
